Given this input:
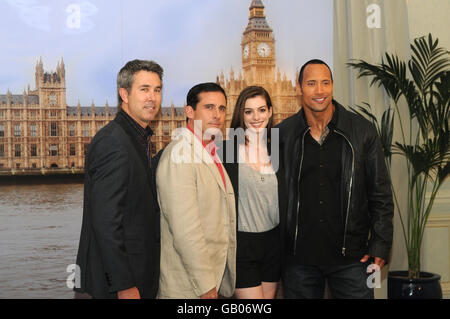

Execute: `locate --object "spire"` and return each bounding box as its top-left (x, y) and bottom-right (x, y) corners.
top-left (35, 56), bottom-right (44, 89)
top-left (23, 88), bottom-right (28, 106)
top-left (59, 57), bottom-right (65, 79)
top-left (245, 0), bottom-right (272, 34)
top-left (105, 99), bottom-right (110, 116)
top-left (35, 57), bottom-right (44, 73)
top-left (6, 89), bottom-right (11, 106)
top-left (249, 0), bottom-right (265, 10)
top-left (91, 99), bottom-right (96, 117)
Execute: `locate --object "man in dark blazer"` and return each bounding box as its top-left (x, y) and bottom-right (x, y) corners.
top-left (74, 60), bottom-right (163, 299)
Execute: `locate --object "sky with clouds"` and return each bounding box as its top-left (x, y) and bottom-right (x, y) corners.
top-left (0, 0), bottom-right (333, 107)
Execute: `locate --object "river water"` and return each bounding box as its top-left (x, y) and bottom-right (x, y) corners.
top-left (0, 176), bottom-right (84, 299)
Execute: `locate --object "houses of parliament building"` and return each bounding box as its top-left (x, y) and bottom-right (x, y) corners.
top-left (0, 0), bottom-right (300, 174)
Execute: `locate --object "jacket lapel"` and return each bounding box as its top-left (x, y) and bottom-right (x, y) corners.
top-left (114, 115), bottom-right (157, 201)
top-left (181, 128), bottom-right (229, 195)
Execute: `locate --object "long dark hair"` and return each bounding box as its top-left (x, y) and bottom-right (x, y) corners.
top-left (230, 86), bottom-right (274, 143)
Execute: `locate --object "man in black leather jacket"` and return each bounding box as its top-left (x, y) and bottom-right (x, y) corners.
top-left (276, 59), bottom-right (393, 299)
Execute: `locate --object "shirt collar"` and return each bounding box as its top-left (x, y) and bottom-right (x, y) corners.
top-left (300, 102), bottom-right (339, 130)
top-left (328, 103), bottom-right (338, 129)
top-left (186, 123), bottom-right (219, 156)
top-left (119, 109), bottom-right (153, 140)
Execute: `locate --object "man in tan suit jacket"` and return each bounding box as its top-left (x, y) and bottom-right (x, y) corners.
top-left (156, 83), bottom-right (236, 299)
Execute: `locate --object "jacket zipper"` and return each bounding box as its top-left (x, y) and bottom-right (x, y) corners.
top-left (293, 127), bottom-right (310, 255)
top-left (334, 129), bottom-right (355, 256)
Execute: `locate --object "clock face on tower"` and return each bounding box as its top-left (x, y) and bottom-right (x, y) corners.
top-left (257, 42), bottom-right (270, 57)
top-left (243, 44), bottom-right (249, 59)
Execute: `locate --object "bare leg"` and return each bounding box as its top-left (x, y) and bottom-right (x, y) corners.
top-left (234, 282), bottom-right (278, 299)
top-left (234, 286), bottom-right (264, 299)
top-left (261, 281), bottom-right (278, 299)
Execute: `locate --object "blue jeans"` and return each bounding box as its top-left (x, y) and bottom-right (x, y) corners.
top-left (282, 261), bottom-right (374, 299)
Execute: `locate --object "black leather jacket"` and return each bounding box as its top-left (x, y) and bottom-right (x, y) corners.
top-left (276, 100), bottom-right (394, 262)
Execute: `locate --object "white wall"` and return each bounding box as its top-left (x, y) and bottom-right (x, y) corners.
top-left (333, 0), bottom-right (449, 298)
top-left (404, 0), bottom-right (450, 298)
top-left (407, 0), bottom-right (450, 48)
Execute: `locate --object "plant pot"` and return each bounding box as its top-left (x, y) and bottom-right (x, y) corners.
top-left (388, 271), bottom-right (442, 299)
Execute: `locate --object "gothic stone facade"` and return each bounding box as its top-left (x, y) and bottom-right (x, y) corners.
top-left (0, 57), bottom-right (185, 171)
top-left (0, 0), bottom-right (300, 172)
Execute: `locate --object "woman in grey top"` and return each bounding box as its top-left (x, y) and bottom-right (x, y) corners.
top-left (224, 86), bottom-right (285, 299)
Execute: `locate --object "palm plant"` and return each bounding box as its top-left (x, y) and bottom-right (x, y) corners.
top-left (347, 34), bottom-right (449, 279)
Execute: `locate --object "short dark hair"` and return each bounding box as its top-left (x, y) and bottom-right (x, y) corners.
top-left (298, 59), bottom-right (333, 87)
top-left (186, 82), bottom-right (227, 110)
top-left (230, 86), bottom-right (274, 143)
top-left (117, 59), bottom-right (163, 110)
top-left (186, 82), bottom-right (227, 122)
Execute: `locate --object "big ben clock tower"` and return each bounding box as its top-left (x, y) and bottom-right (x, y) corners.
top-left (218, 0), bottom-right (299, 129)
top-left (241, 0), bottom-right (275, 85)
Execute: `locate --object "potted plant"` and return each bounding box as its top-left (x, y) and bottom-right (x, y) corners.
top-left (347, 34), bottom-right (449, 299)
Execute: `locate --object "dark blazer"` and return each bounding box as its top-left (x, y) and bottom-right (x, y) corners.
top-left (220, 137), bottom-right (287, 269)
top-left (75, 113), bottom-right (160, 299)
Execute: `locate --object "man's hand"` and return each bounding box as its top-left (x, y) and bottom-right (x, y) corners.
top-left (117, 287), bottom-right (141, 299)
top-left (201, 288), bottom-right (218, 299)
top-left (360, 255), bottom-right (386, 270)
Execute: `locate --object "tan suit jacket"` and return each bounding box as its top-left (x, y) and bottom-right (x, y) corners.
top-left (156, 128), bottom-right (236, 298)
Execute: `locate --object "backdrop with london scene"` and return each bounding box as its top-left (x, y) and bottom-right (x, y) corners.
top-left (0, 0), bottom-right (333, 298)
